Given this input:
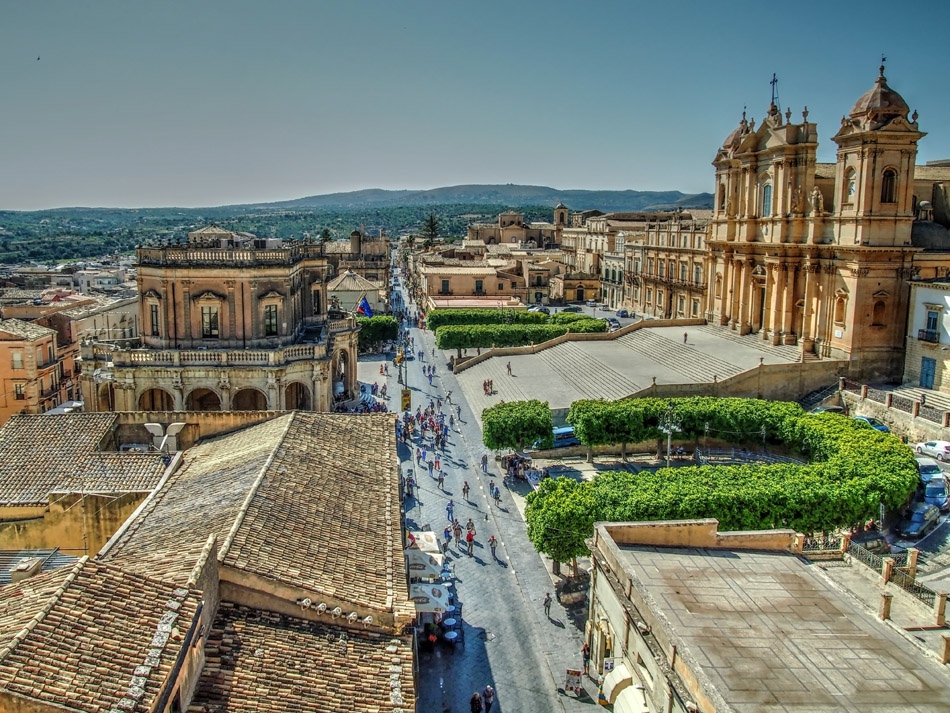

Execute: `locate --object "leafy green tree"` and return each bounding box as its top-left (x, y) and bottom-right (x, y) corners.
top-left (525, 477), bottom-right (596, 575)
top-left (320, 228), bottom-right (332, 243)
top-left (482, 400), bottom-right (553, 452)
top-left (356, 315), bottom-right (398, 351)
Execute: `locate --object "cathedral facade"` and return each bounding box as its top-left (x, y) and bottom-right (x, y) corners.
top-left (705, 66), bottom-right (946, 381)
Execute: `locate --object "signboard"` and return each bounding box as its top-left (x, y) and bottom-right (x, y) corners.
top-left (401, 388), bottom-right (411, 412)
top-left (565, 669), bottom-right (583, 695)
top-left (602, 657), bottom-right (616, 674)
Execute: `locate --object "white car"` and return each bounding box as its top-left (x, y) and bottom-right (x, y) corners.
top-left (915, 440), bottom-right (950, 461)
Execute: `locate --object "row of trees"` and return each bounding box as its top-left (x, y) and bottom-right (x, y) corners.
top-left (429, 308), bottom-right (606, 357)
top-left (356, 315), bottom-right (398, 352)
top-left (490, 397), bottom-right (920, 572)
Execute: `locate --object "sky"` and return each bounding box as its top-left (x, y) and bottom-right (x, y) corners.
top-left (3, 1), bottom-right (949, 210)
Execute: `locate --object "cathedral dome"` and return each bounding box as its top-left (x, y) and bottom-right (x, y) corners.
top-left (849, 71), bottom-right (910, 122)
top-left (722, 112), bottom-right (749, 149)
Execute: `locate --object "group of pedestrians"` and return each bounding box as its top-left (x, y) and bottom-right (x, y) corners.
top-left (469, 684), bottom-right (495, 712)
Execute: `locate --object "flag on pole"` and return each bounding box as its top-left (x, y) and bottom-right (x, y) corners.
top-left (356, 295), bottom-right (374, 317)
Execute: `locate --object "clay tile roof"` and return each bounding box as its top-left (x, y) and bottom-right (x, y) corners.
top-left (0, 558), bottom-right (200, 713)
top-left (0, 318), bottom-right (55, 341)
top-left (103, 413), bottom-right (406, 613)
top-left (100, 415), bottom-right (296, 583)
top-left (326, 269), bottom-right (380, 291)
top-left (190, 602), bottom-right (415, 713)
top-left (0, 414), bottom-right (169, 507)
top-left (220, 413), bottom-right (403, 611)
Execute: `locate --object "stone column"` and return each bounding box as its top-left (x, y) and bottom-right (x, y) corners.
top-left (781, 265), bottom-right (797, 341)
top-left (770, 264), bottom-right (786, 345)
top-left (226, 280), bottom-right (237, 346)
top-left (737, 260), bottom-right (751, 334)
top-left (800, 263), bottom-right (815, 346)
top-left (729, 259), bottom-right (741, 328)
top-left (181, 280), bottom-right (193, 342)
top-left (720, 256), bottom-right (732, 325)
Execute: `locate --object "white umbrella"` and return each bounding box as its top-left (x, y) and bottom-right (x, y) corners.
top-left (405, 549), bottom-right (444, 579)
top-left (408, 531), bottom-right (441, 554)
top-left (409, 582), bottom-right (450, 613)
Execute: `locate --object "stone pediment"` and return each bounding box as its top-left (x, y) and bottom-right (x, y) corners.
top-left (142, 289), bottom-right (161, 300)
top-left (259, 290), bottom-right (285, 301)
top-left (193, 290), bottom-right (224, 303)
top-left (872, 290), bottom-right (890, 298)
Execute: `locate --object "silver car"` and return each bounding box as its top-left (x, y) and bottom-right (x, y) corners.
top-left (915, 440), bottom-right (950, 461)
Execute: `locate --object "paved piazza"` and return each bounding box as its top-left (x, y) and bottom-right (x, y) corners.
top-left (455, 324), bottom-right (803, 416)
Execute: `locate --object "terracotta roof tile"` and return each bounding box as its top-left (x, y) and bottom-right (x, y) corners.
top-left (0, 318), bottom-right (55, 341)
top-left (0, 558), bottom-right (200, 713)
top-left (188, 603), bottom-right (414, 713)
top-left (101, 415), bottom-right (295, 583)
top-left (0, 415), bottom-right (168, 507)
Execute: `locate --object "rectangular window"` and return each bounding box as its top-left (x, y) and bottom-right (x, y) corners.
top-left (47, 345), bottom-right (53, 364)
top-left (201, 306), bottom-right (219, 338)
top-left (692, 299), bottom-right (700, 317)
top-left (678, 296), bottom-right (685, 313)
top-left (647, 259), bottom-right (654, 275)
top-left (150, 304), bottom-right (160, 336)
top-left (633, 287), bottom-right (639, 300)
top-left (511, 282), bottom-right (517, 289)
top-left (657, 292), bottom-right (664, 306)
top-left (14, 383), bottom-right (25, 400)
top-left (11, 351), bottom-right (22, 370)
top-left (475, 280), bottom-right (484, 293)
top-left (694, 265), bottom-right (702, 284)
top-left (926, 310), bottom-right (940, 332)
top-left (679, 264), bottom-right (687, 281)
top-left (441, 279), bottom-right (450, 294)
top-left (646, 288), bottom-right (653, 303)
top-left (658, 260), bottom-right (665, 277)
top-left (264, 304), bottom-right (278, 336)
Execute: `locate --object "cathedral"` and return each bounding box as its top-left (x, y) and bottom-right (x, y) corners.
top-left (705, 64), bottom-right (950, 381)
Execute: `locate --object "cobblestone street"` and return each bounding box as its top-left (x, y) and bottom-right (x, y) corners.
top-left (358, 297), bottom-right (596, 712)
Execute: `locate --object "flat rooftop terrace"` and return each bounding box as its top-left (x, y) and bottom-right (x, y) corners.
top-left (620, 544), bottom-right (950, 712)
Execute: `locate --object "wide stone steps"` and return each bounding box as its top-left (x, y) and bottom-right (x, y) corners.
top-left (698, 324), bottom-right (803, 361)
top-left (616, 330), bottom-right (743, 384)
top-left (536, 341), bottom-right (640, 401)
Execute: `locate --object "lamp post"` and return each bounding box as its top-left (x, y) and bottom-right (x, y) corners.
top-left (658, 401), bottom-right (682, 471)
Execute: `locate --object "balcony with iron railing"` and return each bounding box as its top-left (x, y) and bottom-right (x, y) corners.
top-left (918, 329), bottom-right (940, 344)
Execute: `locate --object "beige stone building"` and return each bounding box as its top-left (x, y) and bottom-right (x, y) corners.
top-left (630, 216), bottom-right (709, 319)
top-left (466, 206), bottom-right (567, 247)
top-left (79, 226), bottom-right (361, 413)
top-left (587, 519), bottom-right (950, 712)
top-left (706, 67), bottom-right (950, 380)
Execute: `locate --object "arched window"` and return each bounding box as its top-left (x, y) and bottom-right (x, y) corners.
top-left (718, 184), bottom-right (726, 211)
top-left (872, 300), bottom-right (886, 326)
top-left (834, 295), bottom-right (847, 324)
top-left (881, 169), bottom-right (897, 204)
top-left (762, 184), bottom-right (773, 217)
top-left (845, 168), bottom-right (857, 204)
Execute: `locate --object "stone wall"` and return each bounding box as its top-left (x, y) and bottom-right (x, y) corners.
top-left (115, 410), bottom-right (282, 450)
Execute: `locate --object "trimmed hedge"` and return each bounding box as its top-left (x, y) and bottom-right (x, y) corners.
top-left (426, 309), bottom-right (547, 330)
top-left (523, 397), bottom-right (918, 562)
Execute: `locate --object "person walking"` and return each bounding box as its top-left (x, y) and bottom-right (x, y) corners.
top-left (466, 517), bottom-right (475, 533)
top-left (481, 453), bottom-right (489, 473)
top-left (493, 486), bottom-right (501, 507)
top-left (683, 331), bottom-right (688, 344)
top-left (482, 685), bottom-right (495, 713)
top-left (446, 499), bottom-right (454, 522)
top-left (582, 642), bottom-right (591, 677)
top-left (469, 691), bottom-right (483, 713)
top-left (543, 592), bottom-right (552, 618)
top-left (466, 528), bottom-right (476, 556)
top-left (488, 535), bottom-right (497, 559)
top-left (443, 525), bottom-right (452, 553)
top-left (462, 481), bottom-right (470, 500)
top-left (453, 520), bottom-right (463, 548)
top-left (437, 470), bottom-right (445, 491)
top-left (506, 361), bottom-right (512, 375)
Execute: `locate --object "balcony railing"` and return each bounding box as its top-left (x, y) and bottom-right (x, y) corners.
top-left (438, 290), bottom-right (453, 296)
top-left (918, 329), bottom-right (940, 343)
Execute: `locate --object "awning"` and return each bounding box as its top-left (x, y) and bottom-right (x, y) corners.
top-left (408, 531), bottom-right (441, 554)
top-left (405, 549), bottom-right (444, 579)
top-left (602, 662), bottom-right (632, 704)
top-left (409, 583), bottom-right (450, 613)
top-left (614, 683), bottom-right (649, 713)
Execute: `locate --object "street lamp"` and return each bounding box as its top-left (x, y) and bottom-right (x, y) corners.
top-left (658, 401), bottom-right (682, 470)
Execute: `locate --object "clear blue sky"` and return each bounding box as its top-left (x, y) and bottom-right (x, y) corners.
top-left (3, 0), bottom-right (948, 210)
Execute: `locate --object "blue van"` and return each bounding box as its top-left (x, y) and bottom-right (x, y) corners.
top-left (532, 426), bottom-right (581, 450)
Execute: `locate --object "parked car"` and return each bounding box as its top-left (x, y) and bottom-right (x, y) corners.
top-left (585, 299), bottom-right (597, 307)
top-left (922, 475), bottom-right (950, 512)
top-left (606, 318), bottom-right (621, 332)
top-left (853, 416), bottom-right (890, 433)
top-left (897, 502), bottom-right (941, 539)
top-left (562, 305), bottom-right (583, 313)
top-left (915, 440), bottom-right (950, 461)
top-left (532, 426), bottom-right (581, 450)
top-left (616, 309), bottom-right (629, 318)
top-left (916, 455), bottom-right (943, 483)
top-left (810, 405), bottom-right (846, 415)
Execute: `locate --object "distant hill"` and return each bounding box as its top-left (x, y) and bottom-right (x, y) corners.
top-left (252, 184), bottom-right (713, 213)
